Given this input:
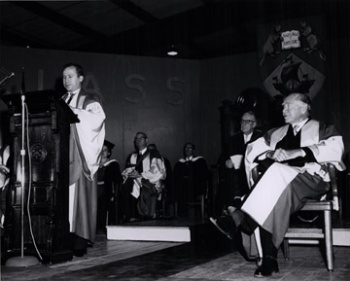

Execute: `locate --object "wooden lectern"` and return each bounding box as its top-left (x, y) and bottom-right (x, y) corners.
top-left (1, 90), bottom-right (78, 264)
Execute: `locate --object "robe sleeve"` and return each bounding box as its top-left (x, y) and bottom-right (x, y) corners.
top-left (307, 136), bottom-right (345, 170)
top-left (71, 101), bottom-right (106, 177)
top-left (142, 157), bottom-right (166, 186)
top-left (245, 136), bottom-right (271, 187)
top-left (302, 122), bottom-right (345, 171)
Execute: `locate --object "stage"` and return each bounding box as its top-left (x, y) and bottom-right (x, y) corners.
top-left (1, 216), bottom-right (350, 281)
top-left (107, 217), bottom-right (209, 242)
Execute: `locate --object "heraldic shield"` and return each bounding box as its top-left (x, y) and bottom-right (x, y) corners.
top-left (257, 16), bottom-right (327, 101)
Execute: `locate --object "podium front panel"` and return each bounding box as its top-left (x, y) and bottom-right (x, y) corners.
top-left (2, 91), bottom-right (74, 263)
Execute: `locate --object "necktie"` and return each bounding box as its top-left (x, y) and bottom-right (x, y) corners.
top-left (66, 92), bottom-right (74, 105)
top-left (293, 125), bottom-right (299, 136)
top-left (136, 152), bottom-right (143, 173)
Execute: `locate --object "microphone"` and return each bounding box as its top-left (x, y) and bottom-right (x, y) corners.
top-left (0, 72), bottom-right (15, 87)
top-left (21, 68), bottom-right (25, 94)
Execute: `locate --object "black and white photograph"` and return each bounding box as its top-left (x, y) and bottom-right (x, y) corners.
top-left (0, 1), bottom-right (349, 280)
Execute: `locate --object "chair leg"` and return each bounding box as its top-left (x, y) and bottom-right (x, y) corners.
top-left (174, 202), bottom-right (178, 218)
top-left (324, 210), bottom-right (334, 271)
top-left (201, 195), bottom-right (205, 218)
top-left (283, 239), bottom-right (290, 260)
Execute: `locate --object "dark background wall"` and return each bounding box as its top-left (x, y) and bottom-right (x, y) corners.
top-left (1, 18), bottom-right (350, 170)
top-left (0, 47), bottom-right (201, 168)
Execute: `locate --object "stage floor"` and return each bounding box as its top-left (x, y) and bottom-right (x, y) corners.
top-left (1, 217), bottom-right (350, 281)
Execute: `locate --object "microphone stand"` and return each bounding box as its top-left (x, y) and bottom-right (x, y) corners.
top-left (5, 68), bottom-right (40, 267)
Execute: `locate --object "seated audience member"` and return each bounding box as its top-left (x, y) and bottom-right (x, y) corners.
top-left (147, 143), bottom-right (172, 217)
top-left (96, 140), bottom-right (122, 233)
top-left (120, 132), bottom-right (166, 222)
top-left (219, 111), bottom-right (262, 213)
top-left (210, 93), bottom-right (345, 277)
top-left (173, 142), bottom-right (210, 218)
top-left (0, 145), bottom-right (10, 232)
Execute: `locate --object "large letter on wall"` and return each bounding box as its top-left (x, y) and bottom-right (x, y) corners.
top-left (167, 77), bottom-right (184, 105)
top-left (83, 73), bottom-right (104, 101)
top-left (125, 74), bottom-right (146, 103)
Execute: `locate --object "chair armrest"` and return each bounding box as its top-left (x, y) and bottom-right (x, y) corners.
top-left (252, 165), bottom-right (259, 182)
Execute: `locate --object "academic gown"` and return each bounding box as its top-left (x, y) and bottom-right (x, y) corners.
top-left (173, 156), bottom-right (209, 216)
top-left (64, 90), bottom-right (106, 244)
top-left (242, 119), bottom-right (345, 258)
top-left (0, 145), bottom-right (10, 231)
top-left (97, 159), bottom-right (122, 228)
top-left (121, 149), bottom-right (166, 219)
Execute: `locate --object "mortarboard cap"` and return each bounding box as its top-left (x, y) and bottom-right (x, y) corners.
top-left (103, 140), bottom-right (115, 150)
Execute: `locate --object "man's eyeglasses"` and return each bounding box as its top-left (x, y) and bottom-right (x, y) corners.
top-left (134, 137), bottom-right (146, 141)
top-left (241, 119), bottom-right (255, 124)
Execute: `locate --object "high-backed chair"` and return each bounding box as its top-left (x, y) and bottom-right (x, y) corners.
top-left (174, 192), bottom-right (207, 219)
top-left (252, 163), bottom-right (339, 271)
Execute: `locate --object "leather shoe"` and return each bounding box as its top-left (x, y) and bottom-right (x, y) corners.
top-left (209, 216), bottom-right (236, 240)
top-left (232, 198), bottom-right (243, 209)
top-left (227, 209), bottom-right (255, 235)
top-left (254, 257), bottom-right (279, 278)
top-left (73, 249), bottom-right (87, 257)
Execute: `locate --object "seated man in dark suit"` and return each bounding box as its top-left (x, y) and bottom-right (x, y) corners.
top-left (210, 93), bottom-right (345, 277)
top-left (219, 111), bottom-right (262, 214)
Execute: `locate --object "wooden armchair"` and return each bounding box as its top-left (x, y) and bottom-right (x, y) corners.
top-left (187, 194), bottom-right (206, 218)
top-left (252, 163), bottom-right (340, 271)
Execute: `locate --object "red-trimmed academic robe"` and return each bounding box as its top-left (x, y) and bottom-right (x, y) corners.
top-left (242, 119), bottom-right (345, 258)
top-left (64, 90), bottom-right (105, 243)
top-left (121, 149), bottom-right (166, 218)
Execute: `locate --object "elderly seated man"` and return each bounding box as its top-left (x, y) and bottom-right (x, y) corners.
top-left (210, 93), bottom-right (345, 278)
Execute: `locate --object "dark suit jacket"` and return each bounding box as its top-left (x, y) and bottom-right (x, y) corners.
top-left (221, 129), bottom-right (263, 203)
top-left (226, 130), bottom-right (262, 158)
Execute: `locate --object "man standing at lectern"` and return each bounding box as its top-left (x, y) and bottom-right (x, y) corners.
top-left (62, 63), bottom-right (105, 257)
